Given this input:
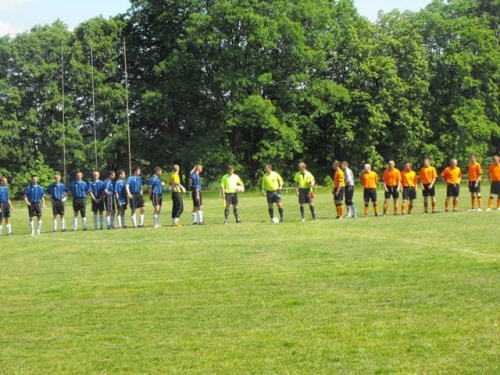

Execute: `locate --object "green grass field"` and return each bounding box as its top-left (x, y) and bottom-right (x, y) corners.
top-left (1, 187), bottom-right (499, 374)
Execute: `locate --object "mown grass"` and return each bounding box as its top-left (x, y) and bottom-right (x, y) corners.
top-left (0, 186), bottom-right (499, 374)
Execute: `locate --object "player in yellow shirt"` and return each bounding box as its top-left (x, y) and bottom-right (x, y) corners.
top-left (486, 155), bottom-right (500, 211)
top-left (261, 164), bottom-right (284, 223)
top-left (361, 164), bottom-right (379, 217)
top-left (294, 162), bottom-right (316, 222)
top-left (419, 158), bottom-right (437, 213)
top-left (168, 164), bottom-right (185, 227)
top-left (332, 161), bottom-right (345, 219)
top-left (467, 154), bottom-right (482, 211)
top-left (440, 158), bottom-right (462, 212)
top-left (401, 163), bottom-right (418, 214)
top-left (382, 160), bottom-right (402, 215)
top-left (221, 166), bottom-right (244, 224)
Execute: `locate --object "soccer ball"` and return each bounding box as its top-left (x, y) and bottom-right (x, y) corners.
top-left (236, 186), bottom-right (244, 193)
top-left (272, 217), bottom-right (280, 224)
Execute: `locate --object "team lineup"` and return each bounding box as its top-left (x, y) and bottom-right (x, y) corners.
top-left (0, 155), bottom-right (500, 236)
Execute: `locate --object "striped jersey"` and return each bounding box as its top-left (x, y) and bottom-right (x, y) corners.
top-left (149, 175), bottom-right (164, 195)
top-left (89, 179), bottom-right (104, 198)
top-left (115, 179), bottom-right (127, 204)
top-left (24, 184), bottom-right (44, 203)
top-left (70, 181), bottom-right (89, 199)
top-left (126, 176), bottom-right (142, 194)
top-left (0, 186), bottom-right (10, 203)
top-left (189, 173), bottom-right (201, 192)
top-left (46, 182), bottom-right (67, 200)
top-left (103, 178), bottom-right (115, 195)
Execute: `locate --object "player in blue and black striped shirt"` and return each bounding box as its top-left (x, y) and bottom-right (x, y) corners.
top-left (114, 170), bottom-right (128, 228)
top-left (46, 174), bottom-right (68, 232)
top-left (148, 166), bottom-right (164, 228)
top-left (24, 175), bottom-right (46, 236)
top-left (69, 171), bottom-right (89, 231)
top-left (126, 166), bottom-right (145, 228)
top-left (189, 164), bottom-right (205, 225)
top-left (0, 176), bottom-right (14, 236)
top-left (89, 171), bottom-right (105, 230)
top-left (103, 171), bottom-right (116, 230)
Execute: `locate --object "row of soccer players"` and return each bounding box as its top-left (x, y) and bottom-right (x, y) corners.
top-left (1, 155), bottom-right (500, 235)
top-left (333, 155), bottom-right (500, 218)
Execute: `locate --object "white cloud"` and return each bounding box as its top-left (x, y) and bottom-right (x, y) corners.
top-left (0, 0), bottom-right (36, 12)
top-left (0, 20), bottom-right (27, 36)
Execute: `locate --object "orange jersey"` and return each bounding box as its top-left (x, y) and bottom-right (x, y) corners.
top-left (419, 166), bottom-right (437, 184)
top-left (487, 164), bottom-right (500, 182)
top-left (362, 171), bottom-right (378, 189)
top-left (468, 162), bottom-right (481, 182)
top-left (334, 169), bottom-right (345, 188)
top-left (401, 170), bottom-right (417, 187)
top-left (441, 167), bottom-right (462, 184)
top-left (382, 168), bottom-right (401, 186)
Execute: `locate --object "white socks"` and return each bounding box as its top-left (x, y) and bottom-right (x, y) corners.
top-left (30, 221), bottom-right (34, 235)
top-left (53, 219), bottom-right (57, 231)
top-left (192, 212), bottom-right (197, 224)
top-left (99, 215), bottom-right (104, 229)
top-left (131, 214), bottom-right (137, 227)
top-left (37, 220), bottom-right (42, 234)
top-left (93, 215), bottom-right (98, 229)
top-left (197, 211), bottom-right (203, 223)
top-left (73, 216), bottom-right (78, 230)
top-left (139, 214), bottom-right (144, 226)
top-left (6, 224), bottom-right (11, 235)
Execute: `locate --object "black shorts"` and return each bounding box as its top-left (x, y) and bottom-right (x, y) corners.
top-left (446, 184), bottom-right (460, 197)
top-left (422, 184), bottom-right (435, 197)
top-left (364, 188), bottom-right (377, 203)
top-left (91, 198), bottom-right (105, 212)
top-left (266, 190), bottom-right (282, 204)
top-left (28, 203), bottom-right (42, 218)
top-left (116, 200), bottom-right (128, 211)
top-left (73, 198), bottom-right (87, 218)
top-left (402, 187), bottom-right (417, 201)
top-left (490, 181), bottom-right (500, 195)
top-left (129, 194), bottom-right (145, 210)
top-left (52, 200), bottom-right (65, 216)
top-left (384, 186), bottom-right (399, 199)
top-left (151, 193), bottom-right (163, 207)
top-left (104, 195), bottom-right (115, 211)
top-left (468, 181), bottom-right (481, 193)
top-left (225, 193), bottom-right (238, 206)
top-left (0, 203), bottom-right (11, 218)
top-left (345, 185), bottom-right (354, 205)
top-left (334, 187), bottom-right (345, 201)
top-left (298, 188), bottom-right (312, 204)
top-left (191, 192), bottom-right (202, 207)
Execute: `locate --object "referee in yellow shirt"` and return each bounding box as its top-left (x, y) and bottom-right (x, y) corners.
top-left (294, 162), bottom-right (316, 222)
top-left (261, 164), bottom-right (284, 223)
top-left (168, 164), bottom-right (184, 226)
top-left (221, 166), bottom-right (244, 224)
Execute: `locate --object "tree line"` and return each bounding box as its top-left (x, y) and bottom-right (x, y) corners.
top-left (1, 0), bottom-right (500, 196)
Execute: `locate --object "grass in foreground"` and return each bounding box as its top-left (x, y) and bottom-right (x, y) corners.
top-left (0, 187), bottom-right (499, 374)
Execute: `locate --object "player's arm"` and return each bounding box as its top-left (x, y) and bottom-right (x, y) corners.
top-left (148, 183), bottom-right (153, 199)
top-left (221, 178), bottom-right (226, 199)
top-left (398, 174), bottom-right (402, 192)
top-left (238, 177), bottom-right (245, 192)
top-left (42, 195), bottom-right (46, 209)
top-left (277, 174), bottom-right (283, 190)
top-left (89, 186), bottom-right (97, 201)
top-left (23, 189), bottom-right (30, 206)
top-left (125, 181), bottom-right (133, 199)
top-left (294, 178), bottom-right (299, 196)
top-left (261, 177), bottom-right (266, 196)
top-left (475, 167), bottom-right (481, 186)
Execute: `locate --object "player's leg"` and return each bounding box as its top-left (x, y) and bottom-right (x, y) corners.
top-left (52, 202), bottom-right (58, 232)
top-left (138, 196), bottom-right (146, 227)
top-left (233, 194), bottom-right (240, 223)
top-left (363, 190), bottom-right (370, 217)
top-left (28, 205), bottom-right (35, 236)
top-left (372, 190), bottom-right (379, 216)
top-left (224, 194), bottom-right (231, 224)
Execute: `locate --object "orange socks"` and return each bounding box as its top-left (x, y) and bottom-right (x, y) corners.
top-left (445, 199), bottom-right (450, 212)
top-left (471, 197), bottom-right (476, 209)
top-left (402, 202), bottom-right (407, 214)
top-left (453, 198), bottom-right (458, 211)
top-left (374, 204), bottom-right (379, 215)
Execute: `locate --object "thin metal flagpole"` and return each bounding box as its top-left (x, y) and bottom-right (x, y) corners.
top-left (123, 38), bottom-right (132, 176)
top-left (61, 41), bottom-right (67, 185)
top-left (90, 43), bottom-right (98, 171)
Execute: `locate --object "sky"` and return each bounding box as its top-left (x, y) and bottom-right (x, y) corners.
top-left (0, 0), bottom-right (433, 37)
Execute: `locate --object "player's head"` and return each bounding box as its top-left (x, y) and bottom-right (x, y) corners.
top-left (31, 174), bottom-right (38, 184)
top-left (341, 161), bottom-right (349, 170)
top-left (154, 166), bottom-right (163, 176)
top-left (388, 160), bottom-right (395, 169)
top-left (133, 166), bottom-right (141, 175)
top-left (424, 158), bottom-right (431, 167)
top-left (117, 169), bottom-right (125, 179)
top-left (227, 165), bottom-right (234, 174)
top-left (363, 164), bottom-right (371, 172)
top-left (173, 164), bottom-right (180, 173)
top-left (298, 162), bottom-right (306, 172)
top-left (75, 171), bottom-right (83, 181)
top-left (196, 164), bottom-right (203, 173)
top-left (54, 174), bottom-right (61, 182)
top-left (450, 158), bottom-right (457, 168)
top-left (0, 176), bottom-right (7, 185)
top-left (108, 170), bottom-right (116, 179)
top-left (93, 171), bottom-right (100, 180)
top-left (493, 155), bottom-right (499, 164)
top-left (470, 154), bottom-right (477, 163)
top-left (265, 164), bottom-right (273, 173)
top-left (332, 161), bottom-right (340, 170)
top-left (405, 163), bottom-right (412, 171)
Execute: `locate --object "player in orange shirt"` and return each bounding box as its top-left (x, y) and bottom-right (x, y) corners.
top-left (419, 158), bottom-right (437, 213)
top-left (401, 163), bottom-right (418, 214)
top-left (382, 160), bottom-right (401, 215)
top-left (440, 158), bottom-right (463, 212)
top-left (467, 154), bottom-right (482, 211)
top-left (332, 161), bottom-right (345, 219)
top-left (361, 164), bottom-right (379, 217)
top-left (486, 155), bottom-right (500, 211)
